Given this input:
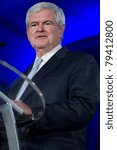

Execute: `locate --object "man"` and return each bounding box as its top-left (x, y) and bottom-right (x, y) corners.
top-left (0, 2), bottom-right (99, 150)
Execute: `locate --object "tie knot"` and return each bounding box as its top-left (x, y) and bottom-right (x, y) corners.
top-left (34, 58), bottom-right (43, 67)
top-left (30, 58), bottom-right (43, 76)
top-left (32, 58), bottom-right (43, 70)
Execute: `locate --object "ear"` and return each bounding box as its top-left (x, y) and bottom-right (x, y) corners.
top-left (59, 25), bottom-right (65, 38)
top-left (26, 27), bottom-right (30, 41)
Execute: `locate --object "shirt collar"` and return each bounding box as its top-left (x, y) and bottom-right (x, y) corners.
top-left (35, 44), bottom-right (62, 63)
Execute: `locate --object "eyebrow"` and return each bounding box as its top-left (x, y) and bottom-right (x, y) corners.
top-left (29, 20), bottom-right (55, 25)
top-left (29, 22), bottom-right (38, 25)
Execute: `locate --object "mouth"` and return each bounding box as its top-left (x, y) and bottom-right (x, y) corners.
top-left (35, 35), bottom-right (47, 39)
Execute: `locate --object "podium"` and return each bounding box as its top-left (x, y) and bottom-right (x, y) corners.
top-left (0, 96), bottom-right (21, 150)
top-left (0, 60), bottom-right (45, 150)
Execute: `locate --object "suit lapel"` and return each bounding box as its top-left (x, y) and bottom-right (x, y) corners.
top-left (21, 47), bottom-right (69, 101)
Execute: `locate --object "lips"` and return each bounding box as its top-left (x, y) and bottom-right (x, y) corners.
top-left (35, 35), bottom-right (47, 39)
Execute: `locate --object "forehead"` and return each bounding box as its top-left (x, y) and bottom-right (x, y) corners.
top-left (28, 9), bottom-right (56, 23)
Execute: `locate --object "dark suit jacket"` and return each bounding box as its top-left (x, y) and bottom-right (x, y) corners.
top-left (1, 47), bottom-right (99, 150)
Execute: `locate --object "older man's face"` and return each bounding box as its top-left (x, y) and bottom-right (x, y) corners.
top-left (27, 9), bottom-right (64, 54)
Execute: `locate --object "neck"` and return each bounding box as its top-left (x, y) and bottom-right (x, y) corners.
top-left (35, 43), bottom-right (61, 57)
top-left (36, 49), bottom-right (48, 57)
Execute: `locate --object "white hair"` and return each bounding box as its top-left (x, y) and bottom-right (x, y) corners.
top-left (26, 2), bottom-right (65, 27)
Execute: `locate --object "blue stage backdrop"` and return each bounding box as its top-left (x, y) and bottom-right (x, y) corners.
top-left (0, 1), bottom-right (100, 150)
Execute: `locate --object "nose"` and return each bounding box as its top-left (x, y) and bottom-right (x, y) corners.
top-left (36, 24), bottom-right (44, 32)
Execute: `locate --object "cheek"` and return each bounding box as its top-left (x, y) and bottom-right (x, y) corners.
top-left (27, 31), bottom-right (32, 41)
top-left (54, 31), bottom-right (62, 41)
top-left (50, 30), bottom-right (60, 41)
top-left (47, 30), bottom-right (55, 42)
top-left (27, 30), bottom-right (35, 40)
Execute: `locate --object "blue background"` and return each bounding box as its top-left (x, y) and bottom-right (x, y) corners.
top-left (0, 0), bottom-right (100, 150)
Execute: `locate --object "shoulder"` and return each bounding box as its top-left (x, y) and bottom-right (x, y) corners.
top-left (64, 47), bottom-right (97, 63)
top-left (57, 47), bottom-right (98, 68)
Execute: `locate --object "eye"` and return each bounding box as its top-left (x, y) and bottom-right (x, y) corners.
top-left (29, 23), bottom-right (38, 28)
top-left (44, 21), bottom-right (53, 26)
